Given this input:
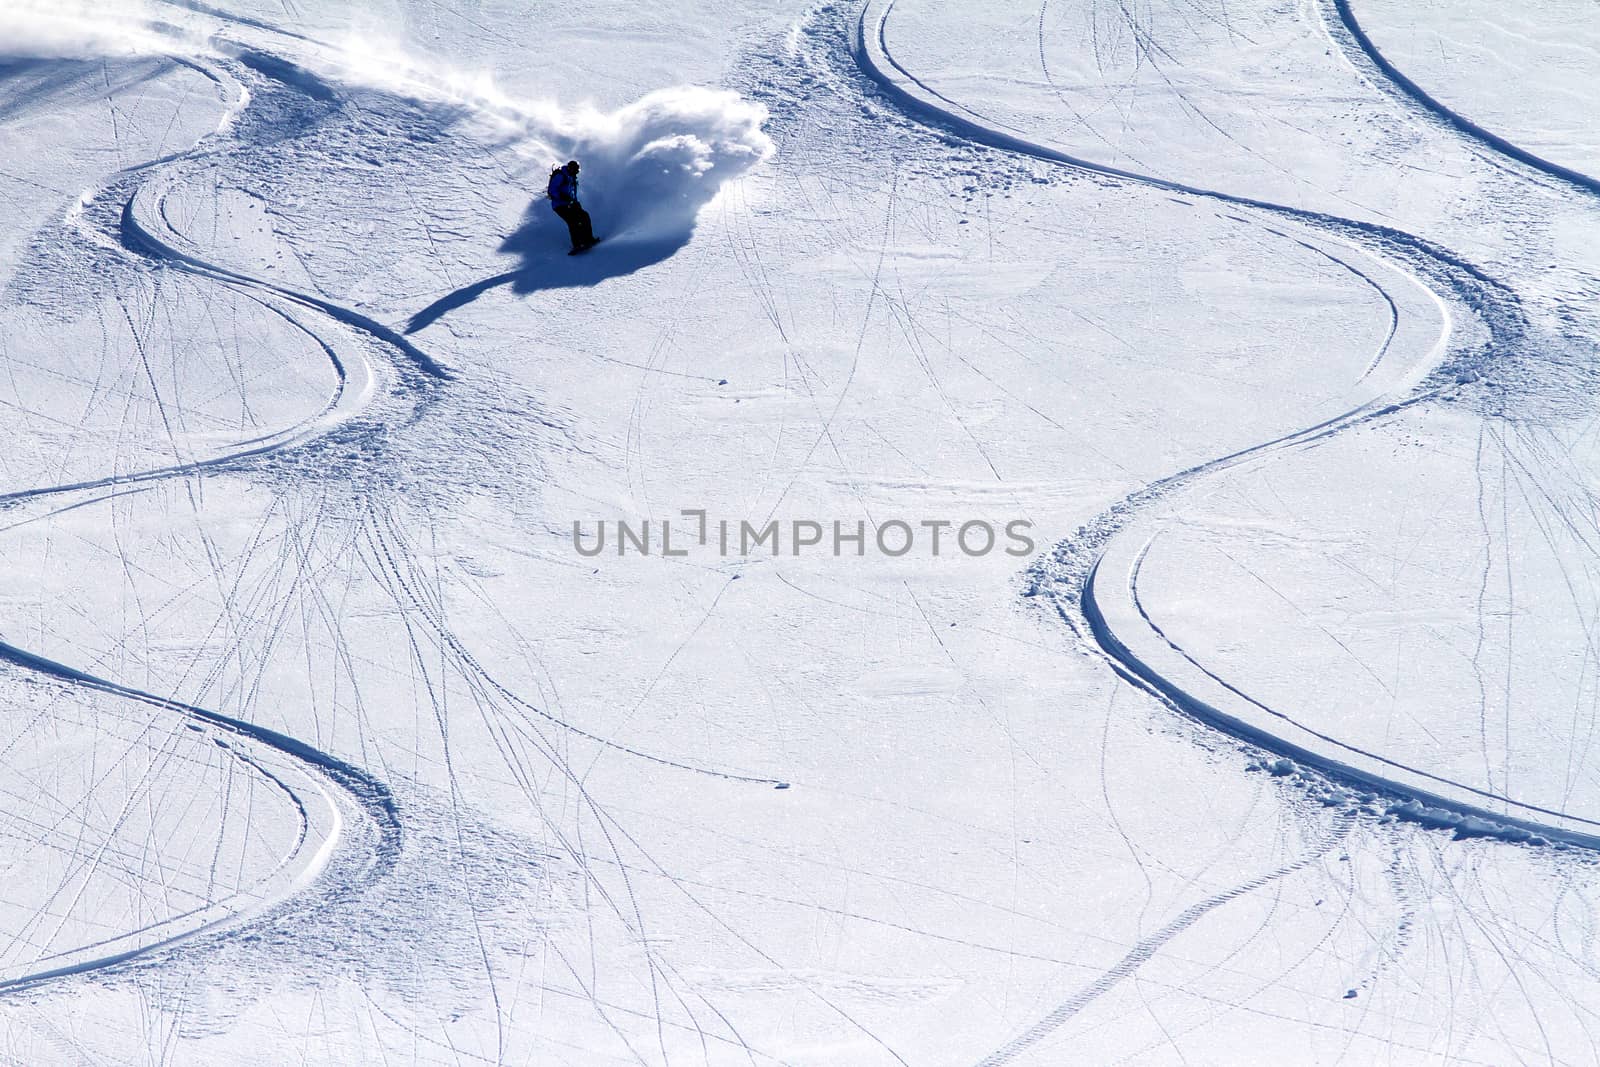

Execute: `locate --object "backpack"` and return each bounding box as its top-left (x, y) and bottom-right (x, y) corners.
top-left (547, 168), bottom-right (571, 204)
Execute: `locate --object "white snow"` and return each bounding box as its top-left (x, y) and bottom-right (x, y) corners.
top-left (5, 0), bottom-right (1600, 1064)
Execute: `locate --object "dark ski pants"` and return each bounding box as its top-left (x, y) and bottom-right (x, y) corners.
top-left (555, 203), bottom-right (595, 249)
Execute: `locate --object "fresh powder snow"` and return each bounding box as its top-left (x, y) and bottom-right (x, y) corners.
top-left (3, 0), bottom-right (1600, 1063)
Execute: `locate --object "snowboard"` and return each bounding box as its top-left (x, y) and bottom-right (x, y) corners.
top-left (569, 238), bottom-right (603, 256)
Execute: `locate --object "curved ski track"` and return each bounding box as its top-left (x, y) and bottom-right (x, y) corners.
top-left (0, 51), bottom-right (421, 991)
top-left (5, 0), bottom-right (1591, 1045)
top-left (2, 18), bottom-right (795, 994)
top-left (848, 0), bottom-right (1600, 1060)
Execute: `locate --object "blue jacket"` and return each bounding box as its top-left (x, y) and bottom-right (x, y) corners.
top-left (548, 169), bottom-right (578, 209)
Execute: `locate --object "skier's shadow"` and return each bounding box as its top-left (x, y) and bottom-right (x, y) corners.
top-left (403, 203), bottom-right (689, 334)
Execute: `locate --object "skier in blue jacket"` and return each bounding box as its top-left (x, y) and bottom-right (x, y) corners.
top-left (547, 160), bottom-right (596, 252)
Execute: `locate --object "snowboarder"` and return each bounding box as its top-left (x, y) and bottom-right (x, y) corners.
top-left (547, 160), bottom-right (597, 253)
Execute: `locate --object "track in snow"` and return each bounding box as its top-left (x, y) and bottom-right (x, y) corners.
top-left (0, 49), bottom-right (423, 991)
top-left (852, 0), bottom-right (1600, 845)
top-left (843, 0), bottom-right (1600, 1058)
top-left (1329, 0), bottom-right (1600, 198)
top-left (0, 21), bottom-right (793, 996)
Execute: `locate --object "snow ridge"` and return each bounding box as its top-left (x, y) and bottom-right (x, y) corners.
top-left (0, 50), bottom-right (427, 990)
top-left (846, 0), bottom-right (1600, 1059)
top-left (853, 0), bottom-right (1600, 849)
top-left (1326, 0), bottom-right (1600, 198)
top-left (0, 643), bottom-right (401, 992)
top-left (0, 16), bottom-right (793, 994)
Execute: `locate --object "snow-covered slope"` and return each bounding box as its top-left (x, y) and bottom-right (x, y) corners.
top-left (4, 0), bottom-right (1600, 1064)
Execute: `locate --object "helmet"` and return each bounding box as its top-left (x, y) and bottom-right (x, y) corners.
top-left (565, 160), bottom-right (580, 173)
